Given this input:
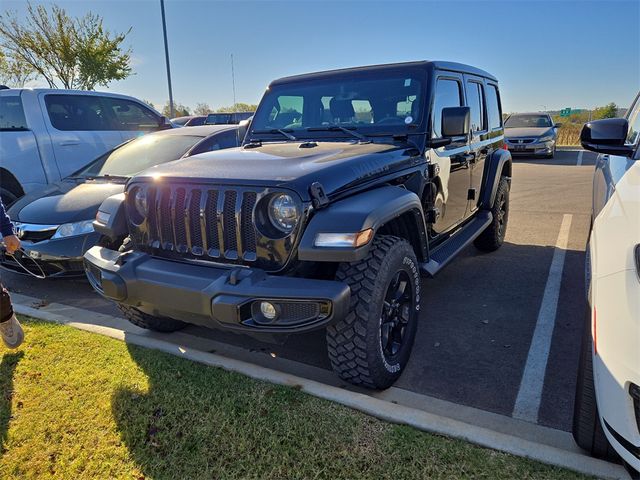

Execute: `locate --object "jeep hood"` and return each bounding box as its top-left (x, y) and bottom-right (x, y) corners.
top-left (8, 180), bottom-right (124, 225)
top-left (504, 127), bottom-right (553, 138)
top-left (135, 141), bottom-right (419, 200)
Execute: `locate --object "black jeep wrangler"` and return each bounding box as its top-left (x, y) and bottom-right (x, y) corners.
top-left (85, 61), bottom-right (512, 389)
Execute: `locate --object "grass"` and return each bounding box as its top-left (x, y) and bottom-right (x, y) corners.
top-left (0, 317), bottom-right (590, 480)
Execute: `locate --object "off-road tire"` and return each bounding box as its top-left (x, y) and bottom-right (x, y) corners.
top-left (326, 235), bottom-right (420, 389)
top-left (118, 304), bottom-right (187, 333)
top-left (572, 306), bottom-right (619, 461)
top-left (474, 176), bottom-right (510, 252)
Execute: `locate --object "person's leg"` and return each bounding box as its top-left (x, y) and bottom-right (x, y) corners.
top-left (0, 282), bottom-right (24, 349)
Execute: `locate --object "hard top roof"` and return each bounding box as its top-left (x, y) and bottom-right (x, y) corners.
top-left (270, 60), bottom-right (497, 86)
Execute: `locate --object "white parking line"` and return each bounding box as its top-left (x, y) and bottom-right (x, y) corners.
top-left (512, 214), bottom-right (573, 423)
top-left (576, 150), bottom-right (584, 166)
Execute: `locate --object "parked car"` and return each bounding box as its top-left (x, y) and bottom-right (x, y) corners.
top-left (504, 112), bottom-right (559, 158)
top-left (573, 92), bottom-right (640, 477)
top-left (85, 61), bottom-right (512, 389)
top-left (205, 112), bottom-right (253, 125)
top-left (0, 125), bottom-right (240, 277)
top-left (171, 115), bottom-right (207, 127)
top-left (0, 88), bottom-right (171, 206)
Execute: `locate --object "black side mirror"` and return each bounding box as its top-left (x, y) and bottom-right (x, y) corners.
top-left (554, 123), bottom-right (562, 128)
top-left (580, 118), bottom-right (633, 157)
top-left (157, 115), bottom-right (172, 130)
top-left (442, 106), bottom-right (470, 137)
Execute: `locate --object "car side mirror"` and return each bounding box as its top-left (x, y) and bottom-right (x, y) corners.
top-left (554, 123), bottom-right (562, 128)
top-left (157, 115), bottom-right (172, 130)
top-left (580, 118), bottom-right (633, 157)
top-left (237, 118), bottom-right (251, 144)
top-left (442, 107), bottom-right (470, 137)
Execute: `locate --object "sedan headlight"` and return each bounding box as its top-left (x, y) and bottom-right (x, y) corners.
top-left (51, 220), bottom-right (95, 239)
top-left (539, 135), bottom-right (554, 142)
top-left (268, 193), bottom-right (299, 233)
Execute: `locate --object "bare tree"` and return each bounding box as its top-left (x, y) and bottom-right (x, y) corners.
top-left (194, 102), bottom-right (212, 115)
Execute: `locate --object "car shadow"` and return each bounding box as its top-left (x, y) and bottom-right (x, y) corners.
top-left (0, 351), bottom-right (23, 455)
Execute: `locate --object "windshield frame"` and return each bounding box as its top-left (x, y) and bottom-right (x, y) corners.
top-left (246, 66), bottom-right (429, 144)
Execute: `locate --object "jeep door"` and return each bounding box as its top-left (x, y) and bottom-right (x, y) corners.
top-left (430, 73), bottom-right (472, 234)
top-left (463, 75), bottom-right (489, 215)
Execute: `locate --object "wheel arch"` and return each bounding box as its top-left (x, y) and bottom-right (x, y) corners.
top-left (0, 168), bottom-right (25, 199)
top-left (298, 186), bottom-right (429, 263)
top-left (480, 149), bottom-right (512, 209)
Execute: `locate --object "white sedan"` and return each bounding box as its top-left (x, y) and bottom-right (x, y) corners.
top-left (573, 94), bottom-right (640, 478)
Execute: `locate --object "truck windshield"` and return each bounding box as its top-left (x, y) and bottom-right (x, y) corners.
top-left (74, 134), bottom-right (204, 178)
top-left (249, 71), bottom-right (424, 140)
top-left (505, 114), bottom-right (552, 128)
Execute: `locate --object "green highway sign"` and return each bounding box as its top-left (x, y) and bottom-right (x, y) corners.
top-left (560, 108), bottom-right (572, 117)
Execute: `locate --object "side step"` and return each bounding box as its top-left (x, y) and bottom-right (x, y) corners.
top-left (420, 211), bottom-right (493, 277)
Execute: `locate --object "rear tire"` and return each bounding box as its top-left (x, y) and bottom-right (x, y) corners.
top-left (326, 236), bottom-right (420, 389)
top-left (474, 176), bottom-right (510, 252)
top-left (572, 306), bottom-right (619, 461)
top-left (118, 304), bottom-right (187, 333)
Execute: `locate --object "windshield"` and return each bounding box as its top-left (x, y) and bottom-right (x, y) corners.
top-left (505, 114), bottom-right (552, 128)
top-left (249, 71), bottom-right (424, 140)
top-left (76, 134), bottom-right (204, 178)
top-left (205, 113), bottom-right (232, 125)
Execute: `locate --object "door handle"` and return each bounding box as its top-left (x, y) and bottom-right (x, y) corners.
top-left (59, 141), bottom-right (80, 146)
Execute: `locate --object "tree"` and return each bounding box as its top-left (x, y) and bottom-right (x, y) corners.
top-left (592, 103), bottom-right (618, 120)
top-left (216, 102), bottom-right (257, 113)
top-left (194, 102), bottom-right (212, 115)
top-left (0, 2), bottom-right (132, 90)
top-left (0, 49), bottom-right (35, 87)
top-left (162, 101), bottom-right (190, 118)
top-left (141, 99), bottom-right (155, 110)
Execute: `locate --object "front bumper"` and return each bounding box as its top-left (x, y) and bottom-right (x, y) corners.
top-left (83, 246), bottom-right (351, 334)
top-left (0, 232), bottom-right (100, 277)
top-left (505, 140), bottom-right (555, 156)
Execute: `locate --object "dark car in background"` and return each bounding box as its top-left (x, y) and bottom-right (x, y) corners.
top-left (504, 112), bottom-right (559, 158)
top-left (171, 115), bottom-right (207, 127)
top-left (205, 112), bottom-right (253, 125)
top-left (1, 125), bottom-right (240, 277)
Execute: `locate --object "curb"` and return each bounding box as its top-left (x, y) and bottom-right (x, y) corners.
top-left (14, 302), bottom-right (629, 480)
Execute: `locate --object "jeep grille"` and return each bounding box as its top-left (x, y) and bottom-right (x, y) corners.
top-left (132, 185), bottom-right (259, 263)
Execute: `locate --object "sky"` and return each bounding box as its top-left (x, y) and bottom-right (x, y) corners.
top-left (3, 0), bottom-right (639, 113)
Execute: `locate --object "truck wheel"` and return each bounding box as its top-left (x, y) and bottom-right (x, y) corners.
top-left (474, 176), bottom-right (510, 252)
top-left (118, 304), bottom-right (187, 333)
top-left (572, 306), bottom-right (619, 461)
top-left (326, 236), bottom-right (420, 389)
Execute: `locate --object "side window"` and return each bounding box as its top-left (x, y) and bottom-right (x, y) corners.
top-left (0, 96), bottom-right (28, 130)
top-left (269, 95), bottom-right (303, 128)
top-left (485, 84), bottom-right (502, 130)
top-left (191, 130), bottom-right (239, 155)
top-left (626, 98), bottom-right (640, 146)
top-left (45, 94), bottom-right (112, 131)
top-left (103, 97), bottom-right (160, 131)
top-left (466, 81), bottom-right (486, 132)
top-left (432, 78), bottom-right (462, 138)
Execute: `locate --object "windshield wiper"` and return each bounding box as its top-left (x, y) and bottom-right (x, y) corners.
top-left (252, 128), bottom-right (298, 141)
top-left (306, 126), bottom-right (370, 143)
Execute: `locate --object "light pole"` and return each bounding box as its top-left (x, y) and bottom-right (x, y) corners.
top-left (160, 0), bottom-right (174, 118)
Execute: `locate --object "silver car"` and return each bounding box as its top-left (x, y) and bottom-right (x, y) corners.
top-left (504, 112), bottom-right (559, 158)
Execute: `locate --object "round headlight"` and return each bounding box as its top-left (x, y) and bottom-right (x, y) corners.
top-left (133, 187), bottom-right (148, 217)
top-left (268, 193), bottom-right (299, 233)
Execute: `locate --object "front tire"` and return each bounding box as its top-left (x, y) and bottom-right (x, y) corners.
top-left (474, 176), bottom-right (510, 252)
top-left (572, 306), bottom-right (619, 461)
top-left (326, 236), bottom-right (420, 389)
top-left (118, 304), bottom-right (187, 333)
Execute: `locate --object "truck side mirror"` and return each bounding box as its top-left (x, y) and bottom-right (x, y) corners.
top-left (580, 118), bottom-right (633, 157)
top-left (157, 115), bottom-right (172, 130)
top-left (442, 107), bottom-right (470, 137)
top-left (237, 118), bottom-right (251, 145)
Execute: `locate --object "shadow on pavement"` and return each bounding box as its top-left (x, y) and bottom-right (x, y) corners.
top-left (0, 351), bottom-right (23, 455)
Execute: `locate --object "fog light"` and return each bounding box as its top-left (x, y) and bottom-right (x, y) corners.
top-left (260, 301), bottom-right (278, 320)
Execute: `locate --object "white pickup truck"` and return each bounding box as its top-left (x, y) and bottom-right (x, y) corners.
top-left (0, 88), bottom-right (168, 205)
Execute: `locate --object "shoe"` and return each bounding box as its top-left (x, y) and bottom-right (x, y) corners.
top-left (0, 314), bottom-right (24, 349)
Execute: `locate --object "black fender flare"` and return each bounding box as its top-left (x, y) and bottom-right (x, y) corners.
top-left (93, 193), bottom-right (127, 241)
top-left (480, 148), bottom-right (512, 209)
top-left (298, 186), bottom-right (428, 263)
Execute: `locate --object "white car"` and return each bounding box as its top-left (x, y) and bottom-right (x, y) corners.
top-left (573, 93), bottom-right (640, 477)
top-left (0, 88), bottom-right (169, 205)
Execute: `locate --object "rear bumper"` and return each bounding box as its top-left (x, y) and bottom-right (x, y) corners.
top-left (83, 246), bottom-right (351, 334)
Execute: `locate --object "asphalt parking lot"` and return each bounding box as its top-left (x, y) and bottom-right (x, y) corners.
top-left (3, 148), bottom-right (597, 435)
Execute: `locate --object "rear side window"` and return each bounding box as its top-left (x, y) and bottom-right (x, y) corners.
top-left (432, 78), bottom-right (462, 138)
top-left (103, 97), bottom-right (159, 131)
top-left (466, 82), bottom-right (486, 132)
top-left (190, 130), bottom-right (239, 155)
top-left (485, 84), bottom-right (502, 130)
top-left (45, 95), bottom-right (159, 131)
top-left (0, 96), bottom-right (28, 130)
